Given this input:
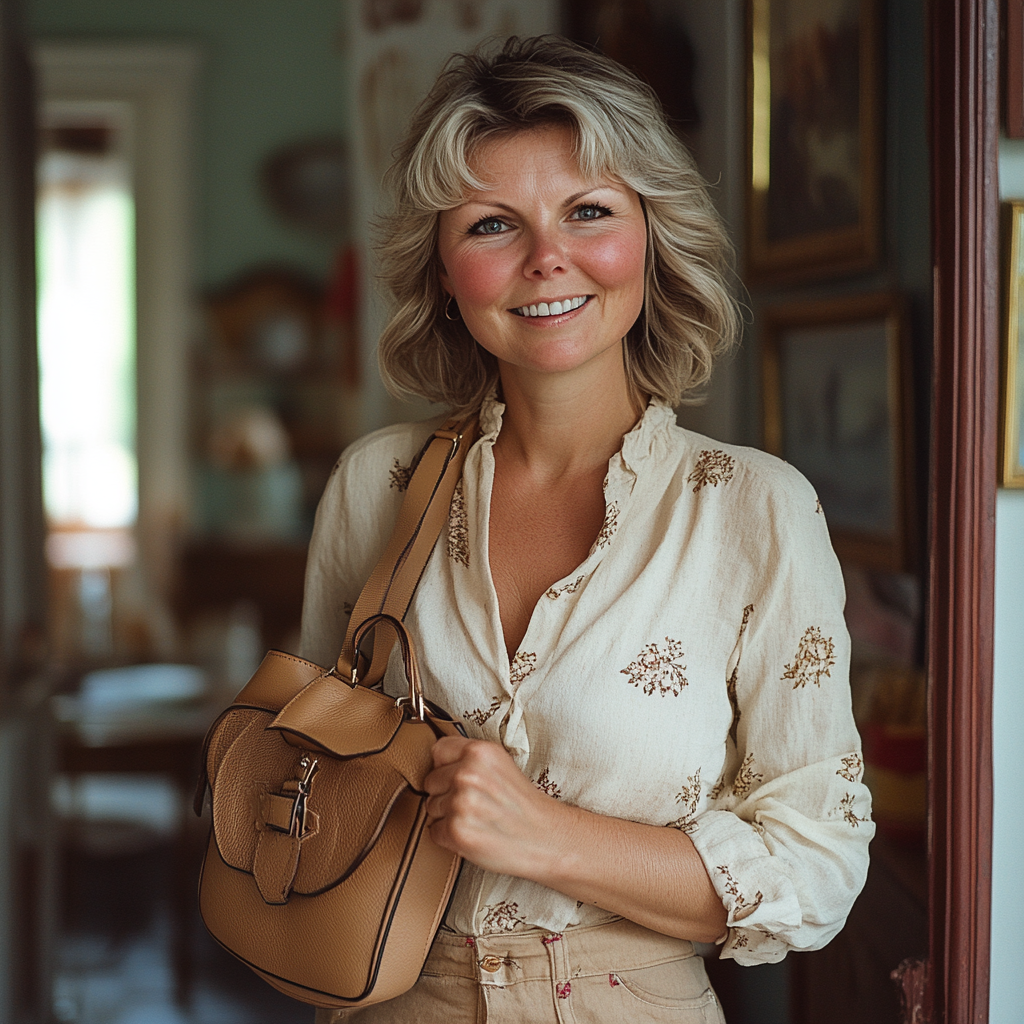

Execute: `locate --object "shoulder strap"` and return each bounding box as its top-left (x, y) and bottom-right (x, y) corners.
top-left (336, 412), bottom-right (479, 687)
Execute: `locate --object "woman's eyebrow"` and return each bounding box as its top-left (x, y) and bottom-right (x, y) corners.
top-left (562, 187), bottom-right (615, 206)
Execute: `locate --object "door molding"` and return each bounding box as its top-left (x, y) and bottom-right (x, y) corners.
top-left (33, 43), bottom-right (199, 615)
top-left (928, 1), bottom-right (997, 1020)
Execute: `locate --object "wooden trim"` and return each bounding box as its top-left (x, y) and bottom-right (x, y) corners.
top-left (1006, 0), bottom-right (1024, 136)
top-left (927, 0), bottom-right (997, 1020)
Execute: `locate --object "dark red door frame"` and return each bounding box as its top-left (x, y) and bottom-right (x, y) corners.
top-left (928, 0), bottom-right (998, 1021)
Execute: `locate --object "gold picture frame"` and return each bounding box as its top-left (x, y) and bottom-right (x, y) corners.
top-left (745, 0), bottom-right (882, 284)
top-left (1001, 201), bottom-right (1024, 486)
top-left (762, 292), bottom-right (915, 571)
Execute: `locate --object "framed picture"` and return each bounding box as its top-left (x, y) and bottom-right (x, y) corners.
top-left (1001, 202), bottom-right (1024, 486)
top-left (762, 292), bottom-right (915, 570)
top-left (745, 0), bottom-right (882, 284)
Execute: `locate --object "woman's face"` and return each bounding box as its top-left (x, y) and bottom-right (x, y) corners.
top-left (437, 125), bottom-right (647, 385)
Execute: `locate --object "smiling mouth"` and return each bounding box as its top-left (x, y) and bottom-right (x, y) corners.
top-left (511, 295), bottom-right (590, 318)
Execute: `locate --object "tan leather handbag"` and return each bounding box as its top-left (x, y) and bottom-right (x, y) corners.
top-left (194, 415), bottom-right (479, 1009)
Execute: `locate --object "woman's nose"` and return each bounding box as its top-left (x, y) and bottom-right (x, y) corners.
top-left (523, 227), bottom-right (567, 279)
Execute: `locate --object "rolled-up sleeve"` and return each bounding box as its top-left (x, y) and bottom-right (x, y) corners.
top-left (686, 463), bottom-right (873, 965)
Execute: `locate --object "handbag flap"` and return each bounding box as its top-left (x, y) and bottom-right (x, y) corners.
top-left (268, 673), bottom-right (404, 758)
top-left (235, 650), bottom-right (327, 710)
top-left (209, 708), bottom-right (439, 896)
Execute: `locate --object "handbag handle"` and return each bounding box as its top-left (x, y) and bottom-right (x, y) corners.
top-left (351, 613), bottom-right (425, 720)
top-left (337, 412), bottom-right (480, 688)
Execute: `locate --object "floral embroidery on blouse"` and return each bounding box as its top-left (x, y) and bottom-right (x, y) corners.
top-left (836, 792), bottom-right (869, 828)
top-left (667, 767), bottom-right (701, 833)
top-left (535, 767), bottom-right (562, 799)
top-left (782, 626), bottom-right (836, 689)
top-left (546, 575), bottom-right (586, 600)
top-left (509, 651), bottom-right (537, 688)
top-left (594, 502), bottom-right (620, 550)
top-left (464, 695), bottom-right (502, 727)
top-left (388, 458), bottom-right (413, 492)
top-left (687, 450), bottom-right (736, 492)
top-left (447, 480), bottom-right (469, 567)
top-left (709, 773), bottom-right (727, 801)
top-left (621, 638), bottom-right (688, 697)
top-left (837, 752), bottom-right (864, 783)
top-left (815, 498), bottom-right (825, 515)
top-left (732, 753), bottom-right (764, 797)
top-left (716, 865), bottom-right (764, 920)
top-left (481, 900), bottom-right (526, 932)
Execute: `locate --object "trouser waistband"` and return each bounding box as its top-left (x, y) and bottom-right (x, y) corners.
top-left (424, 916), bottom-right (696, 987)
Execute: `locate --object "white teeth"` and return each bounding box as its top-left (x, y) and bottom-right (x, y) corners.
top-left (516, 296), bottom-right (588, 317)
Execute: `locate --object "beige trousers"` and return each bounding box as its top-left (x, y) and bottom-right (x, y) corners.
top-left (314, 917), bottom-right (726, 1024)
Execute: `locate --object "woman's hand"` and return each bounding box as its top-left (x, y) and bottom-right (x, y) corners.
top-left (423, 736), bottom-right (564, 877)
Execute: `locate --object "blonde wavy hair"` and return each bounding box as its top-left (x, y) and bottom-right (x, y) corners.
top-left (377, 36), bottom-right (739, 412)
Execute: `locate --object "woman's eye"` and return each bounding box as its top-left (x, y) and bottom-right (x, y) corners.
top-left (571, 204), bottom-right (612, 221)
top-left (470, 217), bottom-right (508, 235)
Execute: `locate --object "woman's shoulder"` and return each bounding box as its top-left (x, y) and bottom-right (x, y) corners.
top-left (327, 415), bottom-right (444, 487)
top-left (666, 423), bottom-right (822, 519)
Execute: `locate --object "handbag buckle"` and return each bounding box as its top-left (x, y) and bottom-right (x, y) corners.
top-left (269, 755), bottom-right (319, 838)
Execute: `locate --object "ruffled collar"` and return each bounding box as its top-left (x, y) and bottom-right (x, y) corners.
top-left (477, 391), bottom-right (675, 479)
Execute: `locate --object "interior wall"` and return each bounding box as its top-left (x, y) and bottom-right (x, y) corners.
top-left (991, 137), bottom-right (1024, 1024)
top-left (669, 0), bottom-right (746, 447)
top-left (27, 0), bottom-right (346, 289)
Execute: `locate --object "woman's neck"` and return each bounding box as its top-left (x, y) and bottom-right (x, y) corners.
top-left (493, 350), bottom-right (643, 482)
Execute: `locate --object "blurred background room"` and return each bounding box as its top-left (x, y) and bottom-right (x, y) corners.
top-left (0, 0), bottom-right (1019, 1023)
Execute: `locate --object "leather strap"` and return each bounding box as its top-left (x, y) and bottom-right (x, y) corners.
top-left (337, 413), bottom-right (479, 687)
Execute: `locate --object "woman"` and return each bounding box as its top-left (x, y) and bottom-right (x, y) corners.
top-left (302, 36), bottom-right (872, 1024)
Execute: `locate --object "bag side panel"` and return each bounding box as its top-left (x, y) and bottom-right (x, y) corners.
top-left (359, 806), bottom-right (463, 1005)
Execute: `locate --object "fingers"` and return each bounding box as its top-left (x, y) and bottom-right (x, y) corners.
top-left (430, 734), bottom-right (474, 768)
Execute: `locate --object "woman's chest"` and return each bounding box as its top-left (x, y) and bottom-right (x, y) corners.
top-left (487, 467), bottom-right (607, 657)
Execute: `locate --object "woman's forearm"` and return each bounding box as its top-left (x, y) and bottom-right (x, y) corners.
top-left (520, 799), bottom-right (728, 944)
top-left (425, 737), bottom-right (728, 943)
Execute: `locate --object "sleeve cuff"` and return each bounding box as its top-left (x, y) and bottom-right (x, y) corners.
top-left (687, 808), bottom-right (803, 965)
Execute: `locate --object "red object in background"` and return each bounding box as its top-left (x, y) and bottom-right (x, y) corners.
top-left (862, 721), bottom-right (927, 774)
top-left (325, 245), bottom-right (360, 387)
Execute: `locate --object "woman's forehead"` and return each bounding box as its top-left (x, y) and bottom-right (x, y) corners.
top-left (457, 126), bottom-right (622, 199)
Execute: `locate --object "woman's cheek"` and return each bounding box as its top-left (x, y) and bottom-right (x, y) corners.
top-left (446, 248), bottom-right (516, 309)
top-left (582, 230), bottom-right (647, 289)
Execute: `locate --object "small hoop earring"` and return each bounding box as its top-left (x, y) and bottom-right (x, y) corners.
top-left (444, 295), bottom-right (460, 321)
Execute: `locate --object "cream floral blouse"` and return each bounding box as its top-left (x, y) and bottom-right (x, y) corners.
top-left (299, 396), bottom-right (873, 966)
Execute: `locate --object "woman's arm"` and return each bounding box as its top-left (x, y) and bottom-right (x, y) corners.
top-left (424, 735), bottom-right (727, 943)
